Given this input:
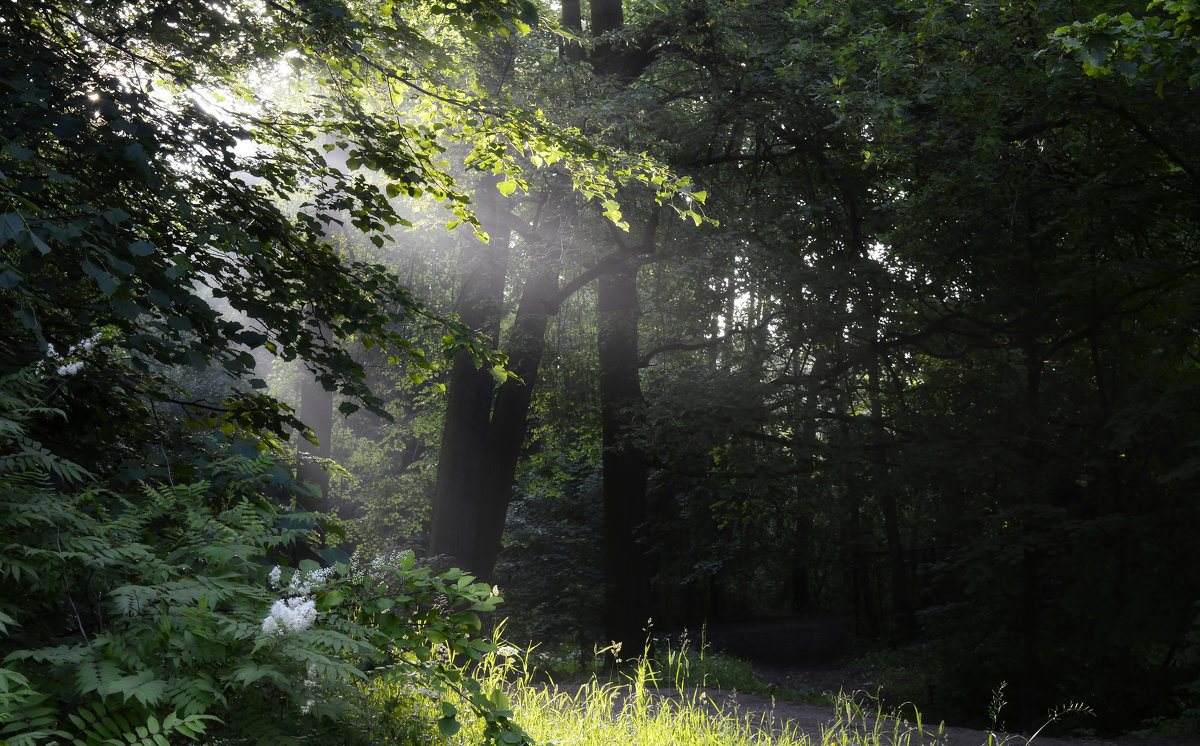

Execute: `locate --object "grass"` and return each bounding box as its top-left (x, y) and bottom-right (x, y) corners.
top-left (368, 632), bottom-right (1091, 746)
top-left (446, 636), bottom-right (937, 746)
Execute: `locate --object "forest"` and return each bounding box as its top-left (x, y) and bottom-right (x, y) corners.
top-left (2, 0), bottom-right (1199, 743)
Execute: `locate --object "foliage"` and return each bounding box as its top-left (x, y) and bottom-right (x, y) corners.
top-left (496, 385), bottom-right (605, 651)
top-left (0, 0), bottom-right (713, 445)
top-left (1051, 0), bottom-right (1200, 93)
top-left (481, 0), bottom-right (1200, 734)
top-left (0, 367), bottom-right (529, 745)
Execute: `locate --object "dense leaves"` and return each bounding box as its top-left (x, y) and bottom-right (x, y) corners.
top-left (0, 367), bottom-right (532, 743)
top-left (4, 0), bottom-right (1200, 739)
top-left (464, 0), bottom-right (1200, 735)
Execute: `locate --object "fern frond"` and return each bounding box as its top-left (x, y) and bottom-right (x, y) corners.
top-left (0, 690), bottom-right (71, 746)
top-left (0, 436), bottom-right (93, 485)
top-left (165, 674), bottom-right (224, 716)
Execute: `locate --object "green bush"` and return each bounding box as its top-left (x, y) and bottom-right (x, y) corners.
top-left (0, 367), bottom-right (529, 745)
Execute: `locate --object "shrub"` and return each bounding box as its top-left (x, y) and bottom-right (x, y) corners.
top-left (0, 368), bottom-right (529, 745)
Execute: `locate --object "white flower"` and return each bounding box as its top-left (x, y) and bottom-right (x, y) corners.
top-left (69, 332), bottom-right (102, 355)
top-left (262, 596), bottom-right (318, 634)
top-left (288, 566), bottom-right (333, 596)
top-left (56, 361), bottom-right (84, 376)
top-left (267, 565), bottom-right (282, 589)
top-left (496, 645), bottom-right (521, 658)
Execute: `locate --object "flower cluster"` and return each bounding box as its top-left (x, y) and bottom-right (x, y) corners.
top-left (43, 331), bottom-right (104, 376)
top-left (261, 597), bottom-right (317, 634)
top-left (261, 565), bottom-right (334, 635)
top-left (267, 564), bottom-right (334, 595)
top-left (288, 566), bottom-right (334, 596)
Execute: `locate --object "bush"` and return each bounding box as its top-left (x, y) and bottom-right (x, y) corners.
top-left (0, 368), bottom-right (529, 745)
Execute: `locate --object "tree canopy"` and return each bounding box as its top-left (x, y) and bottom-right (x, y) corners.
top-left (3, 0), bottom-right (1200, 741)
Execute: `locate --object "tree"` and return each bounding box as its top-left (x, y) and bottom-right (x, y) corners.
top-left (1, 0), bottom-right (711, 741)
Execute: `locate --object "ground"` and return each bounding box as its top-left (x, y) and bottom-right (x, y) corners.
top-left (688, 617), bottom-right (1200, 746)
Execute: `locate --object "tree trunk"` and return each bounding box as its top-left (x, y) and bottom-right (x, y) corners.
top-left (590, 0), bottom-right (627, 75)
top-left (597, 245), bottom-right (652, 655)
top-left (428, 179), bottom-right (509, 573)
top-left (561, 0), bottom-right (584, 61)
top-left (590, 0), bottom-right (623, 35)
top-left (296, 374), bottom-right (333, 510)
top-left (473, 232), bottom-right (563, 575)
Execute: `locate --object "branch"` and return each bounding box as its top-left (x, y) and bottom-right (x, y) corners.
top-left (548, 252), bottom-right (651, 310)
top-left (1099, 101), bottom-right (1200, 190)
top-left (640, 310), bottom-right (785, 367)
top-left (166, 397), bottom-right (230, 413)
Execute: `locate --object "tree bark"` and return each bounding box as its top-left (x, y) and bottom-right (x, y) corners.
top-left (590, 0), bottom-right (623, 35)
top-left (473, 232), bottom-right (563, 575)
top-left (597, 239), bottom-right (653, 654)
top-left (561, 0), bottom-right (584, 61)
top-left (428, 178), bottom-right (509, 572)
top-left (296, 373), bottom-right (333, 511)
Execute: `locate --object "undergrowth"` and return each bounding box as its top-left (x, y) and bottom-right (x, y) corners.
top-left (416, 634), bottom-right (1093, 746)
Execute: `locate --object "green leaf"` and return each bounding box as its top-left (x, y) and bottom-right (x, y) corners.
top-left (437, 716), bottom-right (461, 737)
top-left (0, 268), bottom-right (23, 290)
top-left (2, 144), bottom-right (33, 161)
top-left (80, 260), bottom-right (120, 296)
top-left (0, 213), bottom-right (23, 244)
top-left (29, 231), bottom-right (51, 255)
top-left (318, 589), bottom-right (345, 609)
top-left (102, 207), bottom-right (131, 225)
top-left (496, 178), bottom-right (518, 197)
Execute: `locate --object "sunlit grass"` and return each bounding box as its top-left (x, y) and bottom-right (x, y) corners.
top-left (444, 634), bottom-right (946, 746)
top-left (367, 631), bottom-right (1090, 746)
top-left (457, 642), bottom-right (812, 746)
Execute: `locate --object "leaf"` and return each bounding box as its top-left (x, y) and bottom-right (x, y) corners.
top-left (0, 268), bottom-right (23, 290)
top-left (0, 213), bottom-right (23, 244)
top-left (102, 207), bottom-right (131, 225)
top-left (29, 231), bottom-right (51, 255)
top-left (496, 178), bottom-right (518, 197)
top-left (317, 589), bottom-right (345, 609)
top-left (437, 716), bottom-right (461, 737)
top-left (2, 144), bottom-right (33, 161)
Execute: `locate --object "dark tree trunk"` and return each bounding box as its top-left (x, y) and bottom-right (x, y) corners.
top-left (561, 0), bottom-right (584, 61)
top-left (597, 244), bottom-right (652, 655)
top-left (590, 0), bottom-right (623, 35)
top-left (585, 0), bottom-right (667, 653)
top-left (429, 190), bottom-right (574, 579)
top-left (428, 179), bottom-right (509, 573)
top-left (296, 372), bottom-right (333, 512)
top-left (473, 234), bottom-right (563, 576)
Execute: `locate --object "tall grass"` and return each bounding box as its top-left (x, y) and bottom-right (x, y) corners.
top-left (444, 634), bottom-right (946, 746)
top-left (368, 633), bottom-right (1090, 746)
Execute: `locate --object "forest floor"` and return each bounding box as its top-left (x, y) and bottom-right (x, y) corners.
top-left (684, 617), bottom-right (1200, 746)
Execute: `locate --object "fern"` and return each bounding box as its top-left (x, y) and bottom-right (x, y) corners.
top-left (0, 370), bottom-right (91, 485)
top-left (63, 701), bottom-right (217, 746)
top-left (0, 690), bottom-right (70, 745)
top-left (0, 436), bottom-right (92, 484)
top-left (1, 366), bottom-right (528, 745)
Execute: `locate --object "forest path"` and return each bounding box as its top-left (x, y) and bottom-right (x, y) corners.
top-left (689, 616), bottom-right (1200, 746)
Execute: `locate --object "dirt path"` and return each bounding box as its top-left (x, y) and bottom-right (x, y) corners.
top-left (636, 685), bottom-right (1200, 746)
top-left (693, 617), bottom-right (1200, 746)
